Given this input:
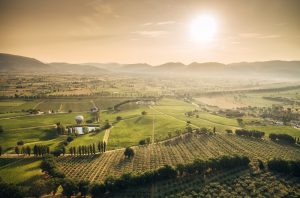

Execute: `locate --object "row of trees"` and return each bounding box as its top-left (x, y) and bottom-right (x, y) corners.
top-left (14, 146), bottom-right (31, 156)
top-left (235, 129), bottom-right (265, 139)
top-left (69, 141), bottom-right (107, 156)
top-left (269, 133), bottom-right (296, 144)
top-left (14, 145), bottom-right (50, 156)
top-left (268, 158), bottom-right (300, 177)
top-left (69, 144), bottom-right (96, 156)
top-left (89, 155), bottom-right (250, 196)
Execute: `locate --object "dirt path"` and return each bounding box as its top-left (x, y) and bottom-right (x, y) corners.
top-left (103, 127), bottom-right (112, 144)
top-left (90, 100), bottom-right (97, 109)
top-left (33, 100), bottom-right (44, 109)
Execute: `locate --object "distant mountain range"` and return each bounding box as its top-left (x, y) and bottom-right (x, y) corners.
top-left (0, 53), bottom-right (299, 79)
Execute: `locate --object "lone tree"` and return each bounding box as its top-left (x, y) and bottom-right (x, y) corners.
top-left (141, 111), bottom-right (147, 115)
top-left (124, 147), bottom-right (134, 159)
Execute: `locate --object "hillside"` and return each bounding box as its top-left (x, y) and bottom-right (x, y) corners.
top-left (1, 53), bottom-right (300, 79)
top-left (0, 53), bottom-right (109, 75)
top-left (0, 53), bottom-right (49, 72)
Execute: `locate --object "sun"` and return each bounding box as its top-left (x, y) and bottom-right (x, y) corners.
top-left (189, 15), bottom-right (218, 42)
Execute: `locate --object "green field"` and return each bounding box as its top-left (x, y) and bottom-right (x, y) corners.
top-left (0, 100), bottom-right (40, 113)
top-left (0, 158), bottom-right (42, 185)
top-left (1, 97), bottom-right (299, 154)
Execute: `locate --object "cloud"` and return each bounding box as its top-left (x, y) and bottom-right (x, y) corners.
top-left (258, 34), bottom-right (281, 39)
top-left (141, 21), bottom-right (176, 26)
top-left (156, 21), bottom-right (176, 25)
top-left (239, 33), bottom-right (281, 39)
top-left (132, 31), bottom-right (168, 38)
top-left (239, 33), bottom-right (261, 38)
top-left (142, 22), bottom-right (153, 26)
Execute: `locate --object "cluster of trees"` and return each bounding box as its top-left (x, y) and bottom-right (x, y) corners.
top-left (176, 155), bottom-right (250, 176)
top-left (218, 109), bottom-right (244, 118)
top-left (113, 99), bottom-right (139, 111)
top-left (185, 110), bottom-right (198, 117)
top-left (14, 146), bottom-right (31, 156)
top-left (56, 122), bottom-right (66, 135)
top-left (33, 145), bottom-right (50, 156)
top-left (101, 120), bottom-right (111, 130)
top-left (139, 137), bottom-right (151, 145)
top-left (0, 178), bottom-right (23, 198)
top-left (269, 133), bottom-right (296, 144)
top-left (40, 155), bottom-right (65, 178)
top-left (268, 158), bottom-right (300, 177)
top-left (235, 129), bottom-right (265, 139)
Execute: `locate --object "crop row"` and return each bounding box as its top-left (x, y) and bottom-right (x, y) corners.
top-left (56, 134), bottom-right (300, 182)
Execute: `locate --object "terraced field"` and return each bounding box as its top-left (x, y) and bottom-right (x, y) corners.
top-left (56, 134), bottom-right (300, 183)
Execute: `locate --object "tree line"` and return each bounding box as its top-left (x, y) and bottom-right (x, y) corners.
top-left (13, 145), bottom-right (50, 156)
top-left (268, 158), bottom-right (300, 177)
top-left (89, 155), bottom-right (250, 197)
top-left (269, 133), bottom-right (296, 144)
top-left (69, 141), bottom-right (106, 156)
top-left (32, 154), bottom-right (250, 198)
top-left (235, 129), bottom-right (265, 139)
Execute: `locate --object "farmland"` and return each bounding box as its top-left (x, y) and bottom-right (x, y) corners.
top-left (0, 75), bottom-right (300, 197)
top-left (56, 134), bottom-right (300, 182)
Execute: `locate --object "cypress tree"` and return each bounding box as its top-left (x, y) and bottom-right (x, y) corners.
top-left (62, 147), bottom-right (66, 156)
top-left (15, 146), bottom-right (20, 155)
top-left (92, 143), bottom-right (96, 154)
top-left (33, 145), bottom-right (38, 156)
top-left (79, 146), bottom-right (82, 155)
top-left (26, 146), bottom-right (31, 156)
top-left (103, 142), bottom-right (106, 152)
top-left (97, 141), bottom-right (101, 152)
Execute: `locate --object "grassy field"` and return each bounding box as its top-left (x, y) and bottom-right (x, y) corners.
top-left (108, 114), bottom-right (186, 149)
top-left (0, 158), bottom-right (42, 185)
top-left (0, 100), bottom-right (41, 113)
top-left (1, 97), bottom-right (298, 154)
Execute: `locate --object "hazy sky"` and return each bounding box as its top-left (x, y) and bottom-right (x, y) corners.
top-left (0, 0), bottom-right (300, 64)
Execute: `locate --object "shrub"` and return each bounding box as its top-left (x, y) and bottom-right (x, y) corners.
top-left (61, 178), bottom-right (78, 197)
top-left (67, 136), bottom-right (74, 142)
top-left (17, 140), bottom-right (24, 146)
top-left (269, 133), bottom-right (295, 144)
top-left (90, 183), bottom-right (106, 198)
top-left (0, 178), bottom-right (23, 198)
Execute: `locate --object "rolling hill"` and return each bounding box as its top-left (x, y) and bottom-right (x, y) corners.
top-left (1, 53), bottom-right (299, 79)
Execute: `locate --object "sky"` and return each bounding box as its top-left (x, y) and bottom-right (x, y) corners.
top-left (0, 0), bottom-right (300, 65)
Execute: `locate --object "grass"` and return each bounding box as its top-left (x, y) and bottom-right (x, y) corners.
top-left (0, 158), bottom-right (42, 185)
top-left (66, 131), bottom-right (105, 149)
top-left (108, 114), bottom-right (186, 149)
top-left (0, 100), bottom-right (40, 113)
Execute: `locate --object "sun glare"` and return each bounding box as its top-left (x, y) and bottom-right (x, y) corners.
top-left (189, 15), bottom-right (217, 43)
